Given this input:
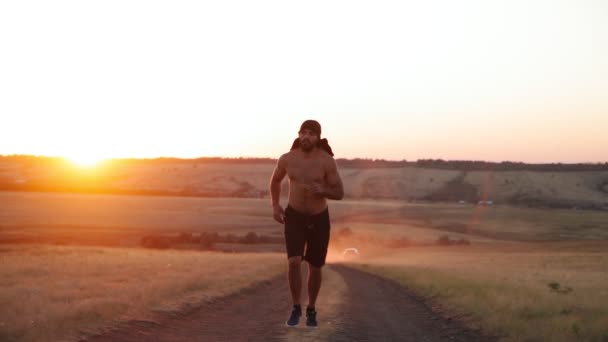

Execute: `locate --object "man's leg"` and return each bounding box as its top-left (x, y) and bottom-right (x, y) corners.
top-left (288, 256), bottom-right (303, 305)
top-left (284, 206), bottom-right (308, 326)
top-left (285, 256), bottom-right (304, 327)
top-left (302, 209), bottom-right (329, 328)
top-left (307, 262), bottom-right (322, 308)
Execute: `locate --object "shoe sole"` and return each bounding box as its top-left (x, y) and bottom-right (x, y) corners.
top-left (306, 316), bottom-right (318, 328)
top-left (285, 317), bottom-right (301, 328)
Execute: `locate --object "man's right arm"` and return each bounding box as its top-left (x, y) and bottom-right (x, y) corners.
top-left (269, 154), bottom-right (288, 223)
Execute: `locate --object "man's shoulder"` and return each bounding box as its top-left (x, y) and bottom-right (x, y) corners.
top-left (318, 150), bottom-right (336, 164)
top-left (278, 151), bottom-right (294, 165)
top-left (280, 151), bottom-right (295, 159)
top-left (318, 149), bottom-right (334, 159)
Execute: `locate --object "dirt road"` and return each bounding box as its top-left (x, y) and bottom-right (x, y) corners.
top-left (81, 264), bottom-right (493, 342)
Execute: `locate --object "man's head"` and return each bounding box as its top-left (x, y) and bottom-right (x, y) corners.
top-left (298, 120), bottom-right (321, 152)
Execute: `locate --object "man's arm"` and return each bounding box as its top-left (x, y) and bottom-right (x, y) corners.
top-left (320, 158), bottom-right (344, 200)
top-left (269, 154), bottom-right (288, 223)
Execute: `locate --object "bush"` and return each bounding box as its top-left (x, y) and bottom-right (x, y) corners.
top-left (199, 232), bottom-right (217, 249)
top-left (387, 236), bottom-right (411, 248)
top-left (242, 232), bottom-right (259, 244)
top-left (437, 235), bottom-right (451, 246)
top-left (257, 234), bottom-right (283, 244)
top-left (548, 282), bottom-right (573, 294)
top-left (436, 235), bottom-right (471, 246)
top-left (224, 233), bottom-right (236, 243)
top-left (456, 238), bottom-right (471, 245)
top-left (177, 232), bottom-right (193, 243)
top-left (141, 235), bottom-right (170, 249)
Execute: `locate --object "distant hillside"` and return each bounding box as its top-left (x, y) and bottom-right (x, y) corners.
top-left (3, 155), bottom-right (606, 170)
top-left (1, 155), bottom-right (607, 210)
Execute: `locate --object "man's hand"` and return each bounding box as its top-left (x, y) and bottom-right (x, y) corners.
top-left (273, 204), bottom-right (286, 224)
top-left (309, 182), bottom-right (326, 198)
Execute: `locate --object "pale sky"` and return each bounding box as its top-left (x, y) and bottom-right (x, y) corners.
top-left (1, 0), bottom-right (607, 164)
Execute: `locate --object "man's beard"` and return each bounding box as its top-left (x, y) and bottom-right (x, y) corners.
top-left (300, 139), bottom-right (315, 152)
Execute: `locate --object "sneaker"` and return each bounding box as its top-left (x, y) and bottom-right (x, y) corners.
top-left (305, 307), bottom-right (318, 328)
top-left (285, 306), bottom-right (302, 327)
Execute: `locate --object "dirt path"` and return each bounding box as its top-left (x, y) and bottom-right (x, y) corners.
top-left (81, 264), bottom-right (494, 342)
top-left (327, 265), bottom-right (492, 342)
top-left (80, 275), bottom-right (290, 342)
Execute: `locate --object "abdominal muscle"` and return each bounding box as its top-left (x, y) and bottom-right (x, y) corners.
top-left (287, 180), bottom-right (328, 215)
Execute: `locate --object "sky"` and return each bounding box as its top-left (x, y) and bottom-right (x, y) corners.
top-left (1, 0), bottom-right (607, 164)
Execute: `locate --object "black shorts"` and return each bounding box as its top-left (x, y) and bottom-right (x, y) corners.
top-left (284, 205), bottom-right (331, 268)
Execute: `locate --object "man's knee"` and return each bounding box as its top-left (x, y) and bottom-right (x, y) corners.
top-left (307, 261), bottom-right (323, 272)
top-left (288, 256), bottom-right (303, 268)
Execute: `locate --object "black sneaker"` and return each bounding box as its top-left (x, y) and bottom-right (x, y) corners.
top-left (306, 307), bottom-right (318, 328)
top-left (285, 306), bottom-right (302, 327)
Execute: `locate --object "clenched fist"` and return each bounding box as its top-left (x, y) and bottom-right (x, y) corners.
top-left (273, 204), bottom-right (286, 224)
top-left (309, 181), bottom-right (326, 198)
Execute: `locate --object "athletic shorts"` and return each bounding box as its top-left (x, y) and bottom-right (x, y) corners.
top-left (284, 205), bottom-right (331, 268)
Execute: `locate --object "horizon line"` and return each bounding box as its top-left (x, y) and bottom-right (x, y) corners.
top-left (1, 154), bottom-right (606, 165)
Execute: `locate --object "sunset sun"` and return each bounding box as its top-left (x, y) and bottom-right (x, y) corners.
top-left (67, 154), bottom-right (105, 168)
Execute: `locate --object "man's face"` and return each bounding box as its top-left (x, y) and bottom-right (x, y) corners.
top-left (298, 129), bottom-right (319, 152)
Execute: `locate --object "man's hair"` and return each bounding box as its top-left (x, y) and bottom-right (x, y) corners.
top-left (299, 120), bottom-right (322, 137)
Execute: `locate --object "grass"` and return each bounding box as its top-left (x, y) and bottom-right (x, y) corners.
top-left (331, 201), bottom-right (608, 241)
top-left (4, 157), bottom-right (608, 207)
top-left (0, 244), bottom-right (284, 342)
top-left (2, 191), bottom-right (607, 247)
top-left (348, 243), bottom-right (608, 342)
top-left (1, 191), bottom-right (607, 341)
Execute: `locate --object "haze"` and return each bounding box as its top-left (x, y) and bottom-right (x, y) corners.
top-left (1, 0), bottom-right (607, 163)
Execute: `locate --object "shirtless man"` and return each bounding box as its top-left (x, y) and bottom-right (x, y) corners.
top-left (269, 119), bottom-right (344, 328)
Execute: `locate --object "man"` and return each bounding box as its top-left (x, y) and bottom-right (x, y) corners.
top-left (269, 119), bottom-right (344, 328)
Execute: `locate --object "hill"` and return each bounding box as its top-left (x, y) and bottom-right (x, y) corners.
top-left (1, 155), bottom-right (607, 209)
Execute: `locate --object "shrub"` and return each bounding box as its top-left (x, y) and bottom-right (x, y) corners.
top-left (436, 235), bottom-right (471, 246)
top-left (199, 232), bottom-right (217, 249)
top-left (437, 235), bottom-right (451, 246)
top-left (548, 282), bottom-right (573, 294)
top-left (224, 233), bottom-right (236, 243)
top-left (177, 232), bottom-right (193, 243)
top-left (242, 232), bottom-right (259, 244)
top-left (141, 235), bottom-right (170, 249)
top-left (456, 238), bottom-right (471, 245)
top-left (388, 236), bottom-right (411, 248)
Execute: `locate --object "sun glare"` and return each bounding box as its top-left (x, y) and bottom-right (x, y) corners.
top-left (67, 154), bottom-right (105, 168)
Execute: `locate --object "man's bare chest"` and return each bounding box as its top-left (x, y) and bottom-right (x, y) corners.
top-left (287, 159), bottom-right (325, 183)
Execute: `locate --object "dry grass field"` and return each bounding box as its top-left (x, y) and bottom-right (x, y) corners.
top-left (2, 191), bottom-right (607, 247)
top-left (1, 190), bottom-right (607, 341)
top-left (2, 157), bottom-right (608, 207)
top-left (0, 244), bottom-right (284, 342)
top-left (331, 201), bottom-right (608, 241)
top-left (347, 243), bottom-right (608, 342)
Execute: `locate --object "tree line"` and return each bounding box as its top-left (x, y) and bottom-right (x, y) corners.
top-left (2, 155), bottom-right (607, 171)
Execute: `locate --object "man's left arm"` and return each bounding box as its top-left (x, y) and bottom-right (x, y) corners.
top-left (322, 158), bottom-right (344, 200)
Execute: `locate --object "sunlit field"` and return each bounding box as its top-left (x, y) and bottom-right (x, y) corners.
top-left (347, 244), bottom-right (608, 342)
top-left (2, 191), bottom-right (607, 247)
top-left (1, 190), bottom-right (607, 341)
top-left (3, 0), bottom-right (608, 340)
top-left (0, 244), bottom-right (283, 342)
